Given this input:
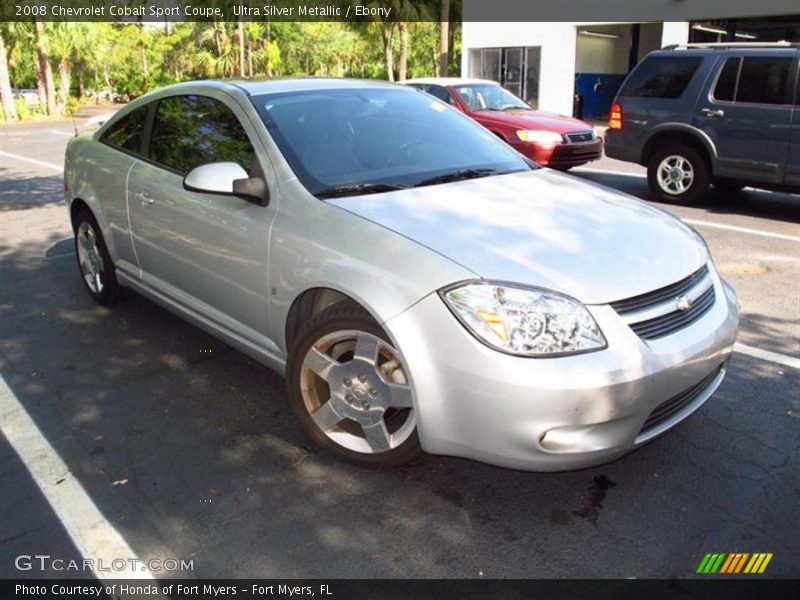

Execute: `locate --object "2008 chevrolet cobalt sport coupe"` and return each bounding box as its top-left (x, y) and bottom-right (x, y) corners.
top-left (65, 79), bottom-right (739, 471)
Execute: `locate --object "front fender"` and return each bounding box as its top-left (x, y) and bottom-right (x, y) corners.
top-left (269, 180), bottom-right (474, 355)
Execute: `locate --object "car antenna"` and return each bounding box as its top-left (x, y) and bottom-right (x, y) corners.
top-left (72, 116), bottom-right (79, 137)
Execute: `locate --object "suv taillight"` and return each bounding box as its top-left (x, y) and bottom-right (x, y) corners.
top-left (609, 103), bottom-right (623, 130)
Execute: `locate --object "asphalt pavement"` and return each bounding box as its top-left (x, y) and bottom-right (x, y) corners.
top-left (1, 114), bottom-right (798, 579)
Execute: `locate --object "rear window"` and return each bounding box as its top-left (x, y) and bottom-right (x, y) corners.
top-left (619, 56), bottom-right (702, 99)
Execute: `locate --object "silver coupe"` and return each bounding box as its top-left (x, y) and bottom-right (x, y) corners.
top-left (65, 79), bottom-right (739, 471)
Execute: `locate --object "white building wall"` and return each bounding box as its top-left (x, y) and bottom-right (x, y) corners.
top-left (462, 22), bottom-right (578, 116)
top-left (462, 21), bottom-right (692, 116)
top-left (661, 22), bottom-right (691, 46)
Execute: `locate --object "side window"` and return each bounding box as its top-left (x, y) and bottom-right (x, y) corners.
top-left (618, 56), bottom-right (702, 99)
top-left (100, 105), bottom-right (149, 155)
top-left (150, 95), bottom-right (256, 175)
top-left (712, 57), bottom-right (740, 102)
top-left (425, 85), bottom-right (456, 106)
top-left (735, 57), bottom-right (792, 106)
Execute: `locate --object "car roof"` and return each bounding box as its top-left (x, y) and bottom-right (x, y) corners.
top-left (403, 77), bottom-right (497, 87)
top-left (229, 77), bottom-right (408, 96)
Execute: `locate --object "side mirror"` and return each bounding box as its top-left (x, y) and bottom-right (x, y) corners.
top-left (183, 162), bottom-right (269, 206)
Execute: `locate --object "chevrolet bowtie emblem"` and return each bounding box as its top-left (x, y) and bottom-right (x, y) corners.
top-left (676, 295), bottom-right (694, 312)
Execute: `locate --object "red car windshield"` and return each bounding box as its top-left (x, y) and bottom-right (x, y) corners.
top-left (454, 84), bottom-right (530, 112)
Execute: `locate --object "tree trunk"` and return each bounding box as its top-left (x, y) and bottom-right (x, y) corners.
top-left (237, 20), bottom-right (245, 78)
top-left (247, 39), bottom-right (253, 78)
top-left (78, 69), bottom-right (85, 99)
top-left (141, 45), bottom-right (149, 80)
top-left (438, 0), bottom-right (450, 77)
top-left (398, 23), bottom-right (408, 81)
top-left (381, 25), bottom-right (395, 82)
top-left (58, 57), bottom-right (71, 108)
top-left (34, 19), bottom-right (57, 116)
top-left (265, 18), bottom-right (272, 77)
top-left (0, 32), bottom-right (16, 121)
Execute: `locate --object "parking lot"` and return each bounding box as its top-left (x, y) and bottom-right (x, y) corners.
top-left (1, 115), bottom-right (798, 579)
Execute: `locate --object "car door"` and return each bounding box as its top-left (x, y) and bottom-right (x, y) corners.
top-left (786, 70), bottom-right (800, 188)
top-left (127, 92), bottom-right (276, 345)
top-left (93, 104), bottom-right (151, 275)
top-left (693, 54), bottom-right (795, 185)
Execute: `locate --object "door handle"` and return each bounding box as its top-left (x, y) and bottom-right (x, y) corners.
top-left (138, 191), bottom-right (155, 207)
top-left (701, 108), bottom-right (725, 118)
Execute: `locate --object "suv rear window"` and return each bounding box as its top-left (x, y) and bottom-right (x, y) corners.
top-left (619, 56), bottom-right (702, 99)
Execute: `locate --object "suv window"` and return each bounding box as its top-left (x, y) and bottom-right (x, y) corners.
top-left (712, 58), bottom-right (739, 102)
top-left (619, 56), bottom-right (702, 99)
top-left (736, 57), bottom-right (792, 105)
top-left (150, 95), bottom-right (256, 175)
top-left (100, 105), bottom-right (149, 155)
top-left (425, 85), bottom-right (456, 105)
top-left (712, 56), bottom-right (793, 105)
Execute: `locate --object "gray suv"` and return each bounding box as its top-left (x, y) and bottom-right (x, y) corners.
top-left (605, 43), bottom-right (799, 203)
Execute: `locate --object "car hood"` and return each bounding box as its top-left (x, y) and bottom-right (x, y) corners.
top-left (473, 109), bottom-right (593, 134)
top-left (327, 170), bottom-right (708, 305)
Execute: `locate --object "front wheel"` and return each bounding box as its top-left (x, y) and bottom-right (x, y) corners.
top-left (286, 305), bottom-right (422, 467)
top-left (647, 144), bottom-right (711, 204)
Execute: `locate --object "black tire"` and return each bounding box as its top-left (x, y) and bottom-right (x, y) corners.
top-left (73, 208), bottom-right (120, 306)
top-left (714, 180), bottom-right (745, 192)
top-left (647, 143), bottom-right (711, 204)
top-left (286, 305), bottom-right (422, 468)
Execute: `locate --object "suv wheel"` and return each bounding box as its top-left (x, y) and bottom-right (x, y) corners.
top-left (286, 305), bottom-right (422, 467)
top-left (647, 144), bottom-right (710, 204)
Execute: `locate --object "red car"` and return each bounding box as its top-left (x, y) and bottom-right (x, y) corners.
top-left (404, 78), bottom-right (602, 170)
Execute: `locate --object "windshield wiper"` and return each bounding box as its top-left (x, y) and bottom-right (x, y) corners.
top-left (316, 183), bottom-right (409, 199)
top-left (415, 168), bottom-right (503, 188)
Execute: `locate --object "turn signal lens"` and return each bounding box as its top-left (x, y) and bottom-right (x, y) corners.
top-left (609, 103), bottom-right (623, 130)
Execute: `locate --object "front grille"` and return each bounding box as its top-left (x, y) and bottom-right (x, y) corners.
top-left (611, 266), bottom-right (709, 315)
top-left (640, 367), bottom-right (721, 434)
top-left (566, 131), bottom-right (596, 144)
top-left (629, 286), bottom-right (715, 340)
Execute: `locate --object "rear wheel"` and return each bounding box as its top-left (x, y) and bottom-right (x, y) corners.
top-left (647, 144), bottom-right (710, 204)
top-left (286, 305), bottom-right (422, 467)
top-left (73, 208), bottom-right (119, 305)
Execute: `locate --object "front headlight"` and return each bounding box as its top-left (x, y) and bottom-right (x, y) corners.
top-left (516, 130), bottom-right (564, 144)
top-left (441, 282), bottom-right (606, 357)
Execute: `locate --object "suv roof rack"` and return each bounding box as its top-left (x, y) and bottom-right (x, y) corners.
top-left (663, 41), bottom-right (799, 50)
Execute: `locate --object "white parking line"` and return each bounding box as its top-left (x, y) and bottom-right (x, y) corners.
top-left (0, 150), bottom-right (63, 173)
top-left (574, 166), bottom-right (646, 178)
top-left (51, 130), bottom-right (74, 137)
top-left (684, 219), bottom-right (800, 243)
top-left (0, 374), bottom-right (152, 581)
top-left (735, 343), bottom-right (800, 370)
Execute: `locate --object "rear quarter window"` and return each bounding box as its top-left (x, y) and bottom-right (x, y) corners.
top-left (99, 106), bottom-right (149, 155)
top-left (619, 56), bottom-right (703, 99)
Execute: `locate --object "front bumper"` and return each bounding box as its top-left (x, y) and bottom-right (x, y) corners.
top-left (513, 138), bottom-right (603, 168)
top-left (384, 267), bottom-right (739, 472)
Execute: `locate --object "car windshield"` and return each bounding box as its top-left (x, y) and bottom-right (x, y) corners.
top-left (250, 87), bottom-right (532, 197)
top-left (454, 84), bottom-right (530, 112)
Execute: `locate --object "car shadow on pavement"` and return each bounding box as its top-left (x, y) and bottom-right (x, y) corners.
top-left (1, 230), bottom-right (798, 579)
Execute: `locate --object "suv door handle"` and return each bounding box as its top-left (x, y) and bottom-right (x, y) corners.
top-left (701, 108), bottom-right (725, 118)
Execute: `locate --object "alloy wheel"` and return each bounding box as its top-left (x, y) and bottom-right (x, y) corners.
top-left (299, 330), bottom-right (415, 454)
